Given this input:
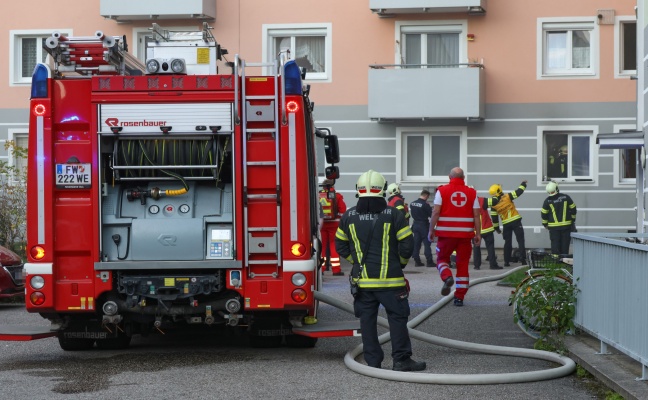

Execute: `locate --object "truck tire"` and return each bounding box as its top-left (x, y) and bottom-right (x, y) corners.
top-left (249, 334), bottom-right (282, 348)
top-left (96, 333), bottom-right (132, 350)
top-left (285, 334), bottom-right (317, 348)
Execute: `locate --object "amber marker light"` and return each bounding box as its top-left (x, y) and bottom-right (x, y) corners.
top-left (286, 101), bottom-right (299, 113)
top-left (30, 246), bottom-right (45, 260)
top-left (290, 242), bottom-right (306, 257)
top-left (291, 288), bottom-right (307, 303)
top-left (30, 292), bottom-right (46, 306)
top-left (33, 104), bottom-right (47, 116)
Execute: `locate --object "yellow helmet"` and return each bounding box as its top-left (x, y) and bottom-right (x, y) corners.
top-left (386, 182), bottom-right (401, 196)
top-left (559, 145), bottom-right (568, 155)
top-left (356, 170), bottom-right (387, 198)
top-left (488, 184), bottom-right (502, 197)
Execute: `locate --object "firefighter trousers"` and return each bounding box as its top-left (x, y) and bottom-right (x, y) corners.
top-left (320, 222), bottom-right (341, 273)
top-left (549, 227), bottom-right (572, 256)
top-left (436, 236), bottom-right (472, 300)
top-left (502, 219), bottom-right (525, 264)
top-left (412, 221), bottom-right (433, 263)
top-left (472, 231), bottom-right (497, 269)
top-left (353, 289), bottom-right (412, 367)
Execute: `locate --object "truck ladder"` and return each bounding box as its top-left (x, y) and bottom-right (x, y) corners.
top-left (237, 55), bottom-right (282, 278)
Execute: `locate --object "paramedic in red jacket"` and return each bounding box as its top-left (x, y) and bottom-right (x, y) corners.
top-left (319, 179), bottom-right (347, 276)
top-left (428, 167), bottom-right (481, 306)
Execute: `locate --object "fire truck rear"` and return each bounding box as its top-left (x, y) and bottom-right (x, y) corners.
top-left (17, 24), bottom-right (344, 350)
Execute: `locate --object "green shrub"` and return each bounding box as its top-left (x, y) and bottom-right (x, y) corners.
top-left (0, 140), bottom-right (27, 257)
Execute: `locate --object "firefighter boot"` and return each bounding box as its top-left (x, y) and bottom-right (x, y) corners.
top-left (426, 259), bottom-right (436, 268)
top-left (414, 259), bottom-right (425, 267)
top-left (392, 358), bottom-right (426, 372)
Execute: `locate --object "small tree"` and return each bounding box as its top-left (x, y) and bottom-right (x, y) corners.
top-left (0, 140), bottom-right (27, 257)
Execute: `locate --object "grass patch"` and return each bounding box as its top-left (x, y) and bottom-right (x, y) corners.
top-left (497, 267), bottom-right (529, 287)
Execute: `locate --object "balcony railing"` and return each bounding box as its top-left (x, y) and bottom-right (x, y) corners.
top-left (368, 63), bottom-right (485, 121)
top-left (369, 0), bottom-right (486, 16)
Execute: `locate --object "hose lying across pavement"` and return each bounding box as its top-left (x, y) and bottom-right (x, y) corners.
top-left (314, 266), bottom-right (576, 384)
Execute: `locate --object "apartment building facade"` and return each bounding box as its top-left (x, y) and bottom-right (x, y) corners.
top-left (1, 0), bottom-right (638, 249)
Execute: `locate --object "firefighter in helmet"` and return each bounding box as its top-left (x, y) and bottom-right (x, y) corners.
top-left (386, 182), bottom-right (410, 224)
top-left (548, 145), bottom-right (568, 178)
top-left (335, 170), bottom-right (425, 371)
top-left (541, 181), bottom-right (577, 255)
top-left (319, 179), bottom-right (347, 276)
top-left (488, 180), bottom-right (527, 266)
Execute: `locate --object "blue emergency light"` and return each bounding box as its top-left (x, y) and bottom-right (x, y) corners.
top-left (284, 60), bottom-right (303, 95)
top-left (31, 63), bottom-right (50, 99)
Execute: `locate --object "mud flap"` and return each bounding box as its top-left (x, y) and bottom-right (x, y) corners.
top-left (291, 320), bottom-right (360, 338)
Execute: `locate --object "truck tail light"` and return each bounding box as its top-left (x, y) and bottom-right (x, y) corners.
top-left (291, 288), bottom-right (307, 303)
top-left (286, 101), bottom-right (299, 113)
top-left (30, 291), bottom-right (46, 306)
top-left (30, 275), bottom-right (45, 290)
top-left (30, 246), bottom-right (45, 260)
top-left (33, 103), bottom-right (47, 116)
top-left (290, 242), bottom-right (306, 257)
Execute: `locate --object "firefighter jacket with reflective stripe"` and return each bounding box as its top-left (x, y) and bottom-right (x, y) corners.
top-left (541, 193), bottom-right (577, 229)
top-left (490, 182), bottom-right (526, 226)
top-left (409, 197), bottom-right (432, 224)
top-left (319, 188), bottom-right (346, 223)
top-left (478, 197), bottom-right (495, 234)
top-left (388, 194), bottom-right (410, 222)
top-left (335, 206), bottom-right (413, 290)
top-left (435, 178), bottom-right (477, 238)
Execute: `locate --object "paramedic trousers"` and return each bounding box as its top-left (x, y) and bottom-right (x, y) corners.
top-left (436, 236), bottom-right (472, 300)
top-left (412, 221), bottom-right (433, 263)
top-left (502, 219), bottom-right (525, 264)
top-left (320, 222), bottom-right (341, 273)
top-left (353, 289), bottom-right (412, 368)
top-left (472, 231), bottom-right (496, 269)
top-left (549, 226), bottom-right (572, 256)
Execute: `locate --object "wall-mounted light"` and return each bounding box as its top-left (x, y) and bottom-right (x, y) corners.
top-left (467, 34), bottom-right (475, 41)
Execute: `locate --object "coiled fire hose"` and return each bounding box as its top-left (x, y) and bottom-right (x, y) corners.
top-left (314, 266), bottom-right (576, 384)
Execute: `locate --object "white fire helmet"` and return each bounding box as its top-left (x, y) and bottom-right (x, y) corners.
top-left (356, 170), bottom-right (387, 198)
top-left (386, 183), bottom-right (401, 196)
top-left (546, 181), bottom-right (558, 194)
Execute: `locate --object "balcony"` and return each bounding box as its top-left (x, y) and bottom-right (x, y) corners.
top-left (100, 0), bottom-right (216, 22)
top-left (368, 64), bottom-right (485, 121)
top-left (369, 0), bottom-right (486, 16)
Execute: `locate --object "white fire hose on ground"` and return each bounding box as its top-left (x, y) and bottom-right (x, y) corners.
top-left (314, 266), bottom-right (576, 384)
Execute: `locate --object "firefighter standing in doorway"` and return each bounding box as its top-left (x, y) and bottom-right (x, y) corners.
top-left (319, 179), bottom-right (347, 276)
top-left (489, 180), bottom-right (527, 266)
top-left (429, 167), bottom-right (481, 307)
top-left (335, 170), bottom-right (425, 371)
top-left (409, 188), bottom-right (436, 268)
top-left (541, 181), bottom-right (577, 255)
top-left (387, 183), bottom-right (410, 224)
top-left (548, 145), bottom-right (568, 178)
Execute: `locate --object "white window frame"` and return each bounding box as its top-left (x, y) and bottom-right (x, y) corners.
top-left (537, 18), bottom-right (599, 80)
top-left (395, 20), bottom-right (468, 66)
top-left (10, 29), bottom-right (72, 86)
top-left (396, 126), bottom-right (467, 184)
top-left (262, 23), bottom-right (332, 82)
top-left (537, 125), bottom-right (598, 186)
top-left (612, 124), bottom-right (638, 187)
top-left (7, 129), bottom-right (28, 184)
top-left (614, 16), bottom-right (637, 78)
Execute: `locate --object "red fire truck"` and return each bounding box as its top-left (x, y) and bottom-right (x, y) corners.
top-left (0, 24), bottom-right (354, 350)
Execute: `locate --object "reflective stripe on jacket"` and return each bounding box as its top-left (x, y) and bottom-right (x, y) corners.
top-left (478, 197), bottom-right (494, 234)
top-left (491, 182), bottom-right (526, 225)
top-left (541, 193), bottom-right (577, 229)
top-left (435, 178), bottom-right (477, 238)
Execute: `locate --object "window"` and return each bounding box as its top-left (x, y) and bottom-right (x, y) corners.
top-left (5, 131), bottom-right (28, 183)
top-left (538, 19), bottom-right (598, 78)
top-left (397, 21), bottom-right (467, 68)
top-left (10, 30), bottom-right (71, 85)
top-left (264, 24), bottom-right (332, 81)
top-left (398, 127), bottom-right (466, 182)
top-left (615, 17), bottom-right (637, 77)
top-left (541, 128), bottom-right (596, 182)
top-left (612, 125), bottom-right (639, 186)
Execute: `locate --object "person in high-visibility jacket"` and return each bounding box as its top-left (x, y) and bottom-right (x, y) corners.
top-left (472, 196), bottom-right (502, 270)
top-left (541, 181), bottom-right (577, 255)
top-left (319, 179), bottom-right (347, 276)
top-left (335, 170), bottom-right (425, 372)
top-left (387, 183), bottom-right (410, 224)
top-left (429, 167), bottom-right (481, 307)
top-left (489, 180), bottom-right (527, 266)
